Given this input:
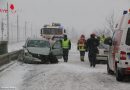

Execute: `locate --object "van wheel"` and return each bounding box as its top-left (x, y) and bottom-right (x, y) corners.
top-left (116, 68), bottom-right (124, 81)
top-left (107, 61), bottom-right (114, 74)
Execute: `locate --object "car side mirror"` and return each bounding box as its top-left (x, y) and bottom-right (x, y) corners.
top-left (104, 37), bottom-right (112, 46)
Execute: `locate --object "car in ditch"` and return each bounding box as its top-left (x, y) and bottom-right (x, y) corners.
top-left (18, 38), bottom-right (63, 64)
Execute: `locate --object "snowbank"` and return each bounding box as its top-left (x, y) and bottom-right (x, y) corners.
top-left (8, 42), bottom-right (25, 52)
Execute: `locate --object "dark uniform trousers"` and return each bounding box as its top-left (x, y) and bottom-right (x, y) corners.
top-left (63, 49), bottom-right (69, 62)
top-left (88, 52), bottom-right (96, 67)
top-left (80, 51), bottom-right (85, 61)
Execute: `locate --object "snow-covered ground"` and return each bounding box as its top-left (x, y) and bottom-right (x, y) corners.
top-left (8, 42), bottom-right (25, 52)
top-left (0, 61), bottom-right (31, 90)
top-left (0, 43), bottom-right (130, 90)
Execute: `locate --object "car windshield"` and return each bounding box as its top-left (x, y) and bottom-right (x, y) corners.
top-left (126, 28), bottom-right (130, 45)
top-left (27, 40), bottom-right (50, 48)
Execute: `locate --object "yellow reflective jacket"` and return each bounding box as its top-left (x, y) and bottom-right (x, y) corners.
top-left (62, 39), bottom-right (70, 49)
top-left (77, 39), bottom-right (86, 51)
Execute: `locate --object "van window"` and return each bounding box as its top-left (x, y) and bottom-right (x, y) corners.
top-left (126, 28), bottom-right (130, 45)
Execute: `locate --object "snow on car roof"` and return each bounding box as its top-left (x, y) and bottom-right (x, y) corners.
top-left (26, 37), bottom-right (48, 41)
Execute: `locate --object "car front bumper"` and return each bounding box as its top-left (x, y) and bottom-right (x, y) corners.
top-left (24, 55), bottom-right (42, 62)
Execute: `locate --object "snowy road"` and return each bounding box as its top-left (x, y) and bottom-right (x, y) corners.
top-left (0, 50), bottom-right (130, 90)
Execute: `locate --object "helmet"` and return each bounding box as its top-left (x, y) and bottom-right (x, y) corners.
top-left (81, 34), bottom-right (85, 38)
top-left (80, 34), bottom-right (85, 39)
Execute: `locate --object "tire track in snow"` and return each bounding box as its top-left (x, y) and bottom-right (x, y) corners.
top-left (20, 46), bottom-right (130, 90)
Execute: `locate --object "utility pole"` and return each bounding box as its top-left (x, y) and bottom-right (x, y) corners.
top-left (31, 23), bottom-right (32, 37)
top-left (17, 14), bottom-right (19, 42)
top-left (25, 21), bottom-right (27, 40)
top-left (1, 18), bottom-right (4, 41)
top-left (7, 2), bottom-right (9, 42)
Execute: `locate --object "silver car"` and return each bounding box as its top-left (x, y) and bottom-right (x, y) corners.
top-left (96, 43), bottom-right (109, 63)
top-left (19, 38), bottom-right (63, 64)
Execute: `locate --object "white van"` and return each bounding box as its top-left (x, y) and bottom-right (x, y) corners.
top-left (105, 10), bottom-right (130, 81)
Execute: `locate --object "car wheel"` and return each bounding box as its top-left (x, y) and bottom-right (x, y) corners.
top-left (49, 53), bottom-right (58, 64)
top-left (41, 56), bottom-right (49, 64)
top-left (41, 59), bottom-right (46, 64)
top-left (116, 68), bottom-right (124, 81)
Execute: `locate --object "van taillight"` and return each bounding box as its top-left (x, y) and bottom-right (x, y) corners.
top-left (120, 51), bottom-right (126, 60)
top-left (128, 20), bottom-right (130, 24)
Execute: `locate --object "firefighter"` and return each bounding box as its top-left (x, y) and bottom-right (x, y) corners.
top-left (86, 33), bottom-right (99, 67)
top-left (77, 34), bottom-right (87, 62)
top-left (61, 34), bottom-right (71, 62)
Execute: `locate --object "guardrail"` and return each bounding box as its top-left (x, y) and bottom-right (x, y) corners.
top-left (0, 49), bottom-right (23, 66)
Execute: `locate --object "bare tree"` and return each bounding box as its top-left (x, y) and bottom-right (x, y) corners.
top-left (93, 12), bottom-right (116, 37)
top-left (105, 12), bottom-right (116, 36)
top-left (94, 28), bottom-right (106, 36)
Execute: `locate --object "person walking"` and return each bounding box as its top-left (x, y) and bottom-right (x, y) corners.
top-left (86, 33), bottom-right (99, 67)
top-left (77, 34), bottom-right (87, 62)
top-left (61, 34), bottom-right (71, 62)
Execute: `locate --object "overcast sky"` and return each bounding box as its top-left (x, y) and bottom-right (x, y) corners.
top-left (1, 0), bottom-right (130, 37)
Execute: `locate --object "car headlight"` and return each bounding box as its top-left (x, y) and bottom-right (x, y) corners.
top-left (24, 49), bottom-right (28, 53)
top-left (24, 49), bottom-right (32, 56)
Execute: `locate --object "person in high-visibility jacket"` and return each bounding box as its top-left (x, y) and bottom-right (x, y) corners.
top-left (61, 35), bottom-right (71, 62)
top-left (77, 34), bottom-right (87, 62)
top-left (100, 34), bottom-right (105, 44)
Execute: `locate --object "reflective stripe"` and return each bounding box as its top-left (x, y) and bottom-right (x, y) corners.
top-left (62, 39), bottom-right (69, 49)
top-left (78, 43), bottom-right (85, 51)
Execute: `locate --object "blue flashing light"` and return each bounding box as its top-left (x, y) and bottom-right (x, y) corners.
top-left (123, 10), bottom-right (127, 15)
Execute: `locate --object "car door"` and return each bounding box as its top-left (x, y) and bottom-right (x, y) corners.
top-left (51, 40), bottom-right (63, 56)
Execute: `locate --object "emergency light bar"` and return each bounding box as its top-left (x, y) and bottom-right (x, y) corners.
top-left (128, 20), bottom-right (130, 24)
